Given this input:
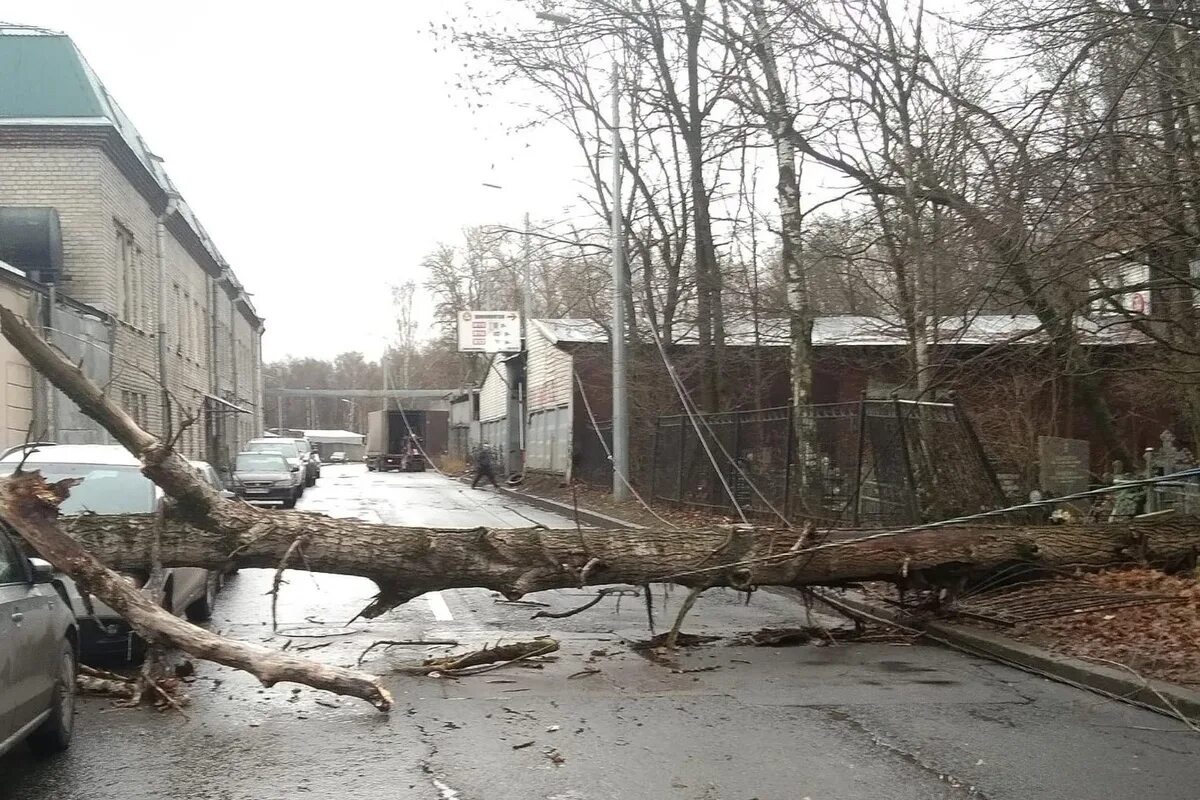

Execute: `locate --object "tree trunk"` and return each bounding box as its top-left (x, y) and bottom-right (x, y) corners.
top-left (2, 304), bottom-right (1199, 711)
top-left (45, 506), bottom-right (1200, 603)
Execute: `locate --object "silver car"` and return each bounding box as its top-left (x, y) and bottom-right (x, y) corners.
top-left (244, 438), bottom-right (308, 496)
top-left (0, 524), bottom-right (77, 758)
top-left (0, 445), bottom-right (216, 663)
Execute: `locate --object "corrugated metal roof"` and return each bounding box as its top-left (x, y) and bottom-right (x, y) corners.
top-left (0, 25), bottom-right (259, 324)
top-left (0, 31), bottom-right (103, 118)
top-left (532, 315), bottom-right (1147, 348)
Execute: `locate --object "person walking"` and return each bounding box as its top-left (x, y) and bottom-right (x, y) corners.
top-left (472, 445), bottom-right (499, 489)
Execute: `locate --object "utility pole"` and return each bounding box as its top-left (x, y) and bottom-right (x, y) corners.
top-left (534, 9), bottom-right (628, 499)
top-left (522, 212), bottom-right (533, 339)
top-left (610, 60), bottom-right (629, 501)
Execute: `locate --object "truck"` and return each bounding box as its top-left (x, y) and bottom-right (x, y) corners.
top-left (365, 409), bottom-right (448, 472)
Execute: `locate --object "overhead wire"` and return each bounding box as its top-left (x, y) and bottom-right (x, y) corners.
top-left (573, 369), bottom-right (680, 529)
top-left (646, 463), bottom-right (1200, 585)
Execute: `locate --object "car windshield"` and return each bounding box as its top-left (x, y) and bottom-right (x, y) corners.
top-left (0, 463), bottom-right (155, 515)
top-left (247, 441), bottom-right (300, 459)
top-left (236, 453), bottom-right (288, 472)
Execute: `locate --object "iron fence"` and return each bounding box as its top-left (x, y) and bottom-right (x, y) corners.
top-left (648, 397), bottom-right (1004, 525)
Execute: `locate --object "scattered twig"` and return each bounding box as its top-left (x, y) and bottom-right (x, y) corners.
top-left (532, 587), bottom-right (631, 619)
top-left (1083, 657), bottom-right (1200, 733)
top-left (357, 639), bottom-right (460, 666)
top-left (270, 536), bottom-right (308, 632)
top-left (567, 668), bottom-right (602, 679)
top-left (395, 639), bottom-right (561, 676)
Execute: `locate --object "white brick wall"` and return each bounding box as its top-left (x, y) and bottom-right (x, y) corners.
top-left (0, 144), bottom-right (263, 460)
top-left (0, 281), bottom-right (33, 449)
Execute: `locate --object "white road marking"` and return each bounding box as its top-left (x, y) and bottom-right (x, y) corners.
top-left (426, 590), bottom-right (454, 621)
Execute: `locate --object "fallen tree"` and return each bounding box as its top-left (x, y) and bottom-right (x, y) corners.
top-left (1, 304), bottom-right (1199, 710)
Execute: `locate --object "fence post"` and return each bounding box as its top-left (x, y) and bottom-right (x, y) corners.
top-left (650, 416), bottom-right (660, 502)
top-left (949, 392), bottom-right (1006, 507)
top-left (783, 404), bottom-right (795, 519)
top-left (851, 393), bottom-right (868, 526)
top-left (892, 394), bottom-right (922, 522)
top-left (676, 417), bottom-right (686, 501)
top-left (732, 412), bottom-right (743, 514)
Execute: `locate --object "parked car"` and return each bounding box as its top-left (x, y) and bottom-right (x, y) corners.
top-left (229, 451), bottom-right (300, 508)
top-left (0, 444), bottom-right (217, 663)
top-left (244, 439), bottom-right (309, 494)
top-left (329, 451), bottom-right (347, 463)
top-left (189, 460), bottom-right (235, 500)
top-left (0, 523), bottom-right (77, 758)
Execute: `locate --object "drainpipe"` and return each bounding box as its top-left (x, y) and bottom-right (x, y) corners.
top-left (44, 284), bottom-right (57, 441)
top-left (156, 195), bottom-right (179, 439)
top-left (208, 273), bottom-right (220, 467)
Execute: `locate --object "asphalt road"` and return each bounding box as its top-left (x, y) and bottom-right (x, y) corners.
top-left (3, 464), bottom-right (1198, 799)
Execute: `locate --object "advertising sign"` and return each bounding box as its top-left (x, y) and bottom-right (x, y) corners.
top-left (457, 310), bottom-right (521, 353)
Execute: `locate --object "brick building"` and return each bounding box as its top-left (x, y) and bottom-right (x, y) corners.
top-left (0, 25), bottom-right (263, 470)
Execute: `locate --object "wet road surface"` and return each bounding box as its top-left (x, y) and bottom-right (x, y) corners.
top-left (2, 464), bottom-right (1198, 799)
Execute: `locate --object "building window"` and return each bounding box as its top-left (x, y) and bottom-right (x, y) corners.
top-left (120, 390), bottom-right (148, 427)
top-left (194, 300), bottom-right (204, 363)
top-left (172, 283), bottom-right (183, 354)
top-left (116, 224), bottom-right (143, 327)
top-left (184, 292), bottom-right (192, 359)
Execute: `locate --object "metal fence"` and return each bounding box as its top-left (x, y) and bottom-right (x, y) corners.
top-left (647, 398), bottom-right (1005, 526)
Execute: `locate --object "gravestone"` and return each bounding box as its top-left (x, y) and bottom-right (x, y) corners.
top-left (1038, 436), bottom-right (1091, 498)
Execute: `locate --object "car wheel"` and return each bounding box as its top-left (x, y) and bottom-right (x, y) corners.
top-left (305, 476), bottom-right (316, 488)
top-left (281, 498), bottom-right (296, 509)
top-left (27, 640), bottom-right (76, 756)
top-left (186, 574), bottom-right (218, 622)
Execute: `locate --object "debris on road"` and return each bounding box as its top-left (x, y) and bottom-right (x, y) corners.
top-left (398, 639), bottom-right (561, 676)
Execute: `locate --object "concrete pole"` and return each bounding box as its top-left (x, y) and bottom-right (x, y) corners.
top-left (610, 60), bottom-right (630, 502)
top-left (522, 212), bottom-right (533, 338)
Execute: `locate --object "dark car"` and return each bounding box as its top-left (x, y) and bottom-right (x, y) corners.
top-left (0, 524), bottom-right (78, 758)
top-left (244, 439), bottom-right (307, 497)
top-left (230, 451), bottom-right (300, 508)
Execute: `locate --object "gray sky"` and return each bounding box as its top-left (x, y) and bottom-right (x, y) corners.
top-left (3, 0), bottom-right (582, 361)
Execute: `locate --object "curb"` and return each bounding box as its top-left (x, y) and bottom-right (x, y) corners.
top-left (492, 484), bottom-right (646, 529)
top-left (821, 591), bottom-right (1200, 724)
top-left (483, 482), bottom-right (1200, 724)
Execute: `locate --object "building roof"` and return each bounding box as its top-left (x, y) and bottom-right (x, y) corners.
top-left (301, 429), bottom-right (365, 443)
top-left (533, 315), bottom-right (1147, 349)
top-left (0, 24), bottom-right (261, 327)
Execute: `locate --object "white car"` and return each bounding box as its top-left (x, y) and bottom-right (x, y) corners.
top-left (0, 444), bottom-right (218, 663)
top-left (329, 452), bottom-right (347, 463)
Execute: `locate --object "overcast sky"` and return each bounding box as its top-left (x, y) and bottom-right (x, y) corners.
top-left (3, 1), bottom-right (583, 361)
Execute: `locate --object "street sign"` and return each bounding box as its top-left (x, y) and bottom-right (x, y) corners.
top-left (457, 310), bottom-right (521, 353)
